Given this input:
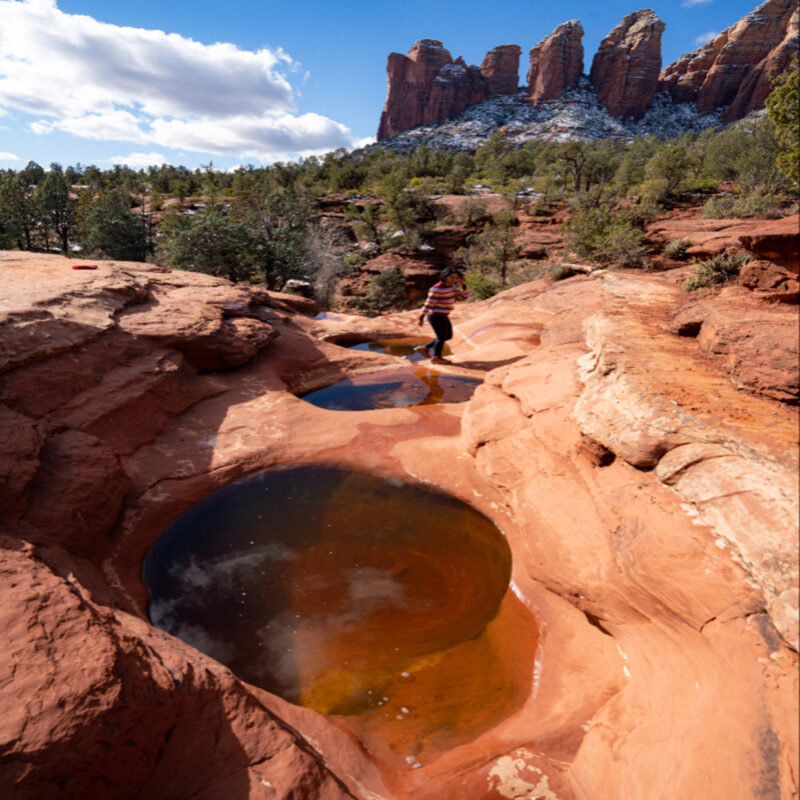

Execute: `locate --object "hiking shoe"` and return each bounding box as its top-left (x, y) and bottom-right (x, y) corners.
top-left (430, 356), bottom-right (451, 364)
top-left (413, 345), bottom-right (431, 358)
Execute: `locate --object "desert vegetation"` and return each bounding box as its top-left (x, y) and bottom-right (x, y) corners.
top-left (0, 70), bottom-right (797, 306)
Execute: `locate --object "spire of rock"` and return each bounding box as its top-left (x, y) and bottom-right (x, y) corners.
top-left (527, 20), bottom-right (584, 104)
top-left (480, 44), bottom-right (522, 96)
top-left (589, 9), bottom-right (665, 120)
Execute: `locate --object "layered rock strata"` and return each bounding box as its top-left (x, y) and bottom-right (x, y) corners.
top-left (1, 249), bottom-right (797, 799)
top-left (377, 40), bottom-right (523, 140)
top-left (378, 1), bottom-right (797, 139)
top-left (527, 20), bottom-right (584, 104)
top-left (658, 0), bottom-right (800, 121)
top-left (589, 9), bottom-right (666, 119)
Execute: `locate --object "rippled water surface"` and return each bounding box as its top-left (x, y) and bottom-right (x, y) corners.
top-left (144, 466), bottom-right (534, 768)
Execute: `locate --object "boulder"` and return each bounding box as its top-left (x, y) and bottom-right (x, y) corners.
top-left (527, 21), bottom-right (584, 104)
top-left (589, 9), bottom-right (665, 119)
top-left (658, 0), bottom-right (799, 121)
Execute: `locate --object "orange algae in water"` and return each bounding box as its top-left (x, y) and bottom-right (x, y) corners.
top-left (143, 465), bottom-right (534, 766)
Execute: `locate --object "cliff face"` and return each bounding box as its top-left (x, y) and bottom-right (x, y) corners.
top-left (377, 1), bottom-right (797, 140)
top-left (658, 0), bottom-right (799, 121)
top-left (589, 9), bottom-right (665, 120)
top-left (378, 40), bottom-right (518, 140)
top-left (527, 20), bottom-right (584, 104)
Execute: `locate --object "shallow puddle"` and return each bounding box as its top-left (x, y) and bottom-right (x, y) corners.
top-left (143, 466), bottom-right (534, 769)
top-left (349, 337), bottom-right (451, 361)
top-left (300, 366), bottom-right (480, 410)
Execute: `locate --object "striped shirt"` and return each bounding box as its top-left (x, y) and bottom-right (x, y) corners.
top-left (421, 281), bottom-right (469, 316)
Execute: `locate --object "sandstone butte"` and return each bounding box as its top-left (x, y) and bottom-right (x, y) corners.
top-left (377, 0), bottom-right (799, 138)
top-left (0, 206), bottom-right (798, 799)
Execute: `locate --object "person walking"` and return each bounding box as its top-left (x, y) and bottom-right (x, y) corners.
top-left (415, 267), bottom-right (469, 363)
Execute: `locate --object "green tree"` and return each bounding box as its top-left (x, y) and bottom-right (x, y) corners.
top-left (376, 170), bottom-right (415, 234)
top-left (765, 61), bottom-right (799, 187)
top-left (457, 208), bottom-right (519, 286)
top-left (36, 166), bottom-right (76, 252)
top-left (0, 173), bottom-right (38, 249)
top-left (365, 266), bottom-right (406, 310)
top-left (157, 207), bottom-right (255, 282)
top-left (234, 187), bottom-right (314, 288)
top-left (78, 190), bottom-right (147, 261)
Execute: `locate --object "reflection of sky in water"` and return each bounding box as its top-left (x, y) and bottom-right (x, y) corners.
top-left (301, 368), bottom-right (480, 410)
top-left (143, 466), bottom-right (511, 716)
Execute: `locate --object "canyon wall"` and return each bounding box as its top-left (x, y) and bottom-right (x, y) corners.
top-left (377, 0), bottom-right (798, 139)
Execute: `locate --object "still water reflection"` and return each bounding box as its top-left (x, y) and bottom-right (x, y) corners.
top-left (144, 466), bottom-right (534, 767)
top-left (301, 367), bottom-right (480, 410)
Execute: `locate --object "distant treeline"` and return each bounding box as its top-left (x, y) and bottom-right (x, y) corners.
top-left (0, 65), bottom-right (796, 302)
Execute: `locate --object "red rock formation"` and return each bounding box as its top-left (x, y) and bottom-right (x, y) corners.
top-left (658, 0), bottom-right (799, 121)
top-left (480, 44), bottom-right (521, 96)
top-left (378, 40), bottom-right (490, 140)
top-left (1, 243), bottom-right (798, 798)
top-left (527, 20), bottom-right (584, 104)
top-left (590, 9), bottom-right (665, 119)
top-left (378, 41), bottom-right (522, 140)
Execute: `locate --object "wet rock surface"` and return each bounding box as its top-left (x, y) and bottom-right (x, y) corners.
top-left (0, 249), bottom-right (797, 799)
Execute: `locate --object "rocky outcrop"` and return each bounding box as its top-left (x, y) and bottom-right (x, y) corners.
top-left (378, 3), bottom-right (797, 140)
top-left (1, 247), bottom-right (797, 799)
top-left (480, 44), bottom-right (522, 96)
top-left (590, 9), bottom-right (666, 119)
top-left (527, 21), bottom-right (584, 104)
top-left (377, 41), bottom-right (523, 140)
top-left (377, 40), bottom-right (490, 140)
top-left (658, 0), bottom-right (799, 121)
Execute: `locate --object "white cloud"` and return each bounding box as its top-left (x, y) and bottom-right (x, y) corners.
top-left (0, 0), bottom-right (358, 160)
top-left (694, 30), bottom-right (720, 45)
top-left (682, 0), bottom-right (713, 6)
top-left (0, 151), bottom-right (20, 160)
top-left (109, 152), bottom-right (169, 167)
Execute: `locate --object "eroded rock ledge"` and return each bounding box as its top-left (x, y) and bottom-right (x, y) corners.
top-left (0, 251), bottom-right (797, 799)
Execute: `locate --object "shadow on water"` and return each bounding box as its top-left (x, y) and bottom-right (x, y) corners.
top-left (143, 465), bottom-right (536, 770)
top-left (300, 366), bottom-right (480, 411)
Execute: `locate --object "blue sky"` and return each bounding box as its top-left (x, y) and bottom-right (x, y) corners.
top-left (0, 0), bottom-right (764, 171)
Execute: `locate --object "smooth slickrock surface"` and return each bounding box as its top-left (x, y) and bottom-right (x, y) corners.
top-left (589, 9), bottom-right (665, 120)
top-left (0, 249), bottom-right (797, 799)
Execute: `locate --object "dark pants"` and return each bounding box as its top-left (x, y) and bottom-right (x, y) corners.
top-left (425, 313), bottom-right (452, 357)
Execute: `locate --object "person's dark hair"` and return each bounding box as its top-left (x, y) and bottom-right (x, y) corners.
top-left (440, 267), bottom-right (464, 281)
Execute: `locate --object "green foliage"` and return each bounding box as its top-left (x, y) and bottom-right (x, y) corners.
top-left (452, 196), bottom-right (490, 226)
top-left (456, 207), bottom-right (519, 285)
top-left (365, 267), bottom-right (406, 310)
top-left (232, 188), bottom-right (315, 288)
top-left (464, 271), bottom-right (502, 299)
top-left (683, 252), bottom-right (752, 291)
top-left (345, 201), bottom-right (385, 251)
top-left (157, 208), bottom-right (256, 282)
top-left (765, 61), bottom-right (800, 187)
top-left (77, 190), bottom-right (147, 261)
top-left (702, 192), bottom-right (784, 219)
top-left (0, 173), bottom-right (37, 249)
top-left (562, 205), bottom-right (648, 268)
top-left (662, 239), bottom-right (689, 260)
top-left (36, 165), bottom-right (76, 252)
